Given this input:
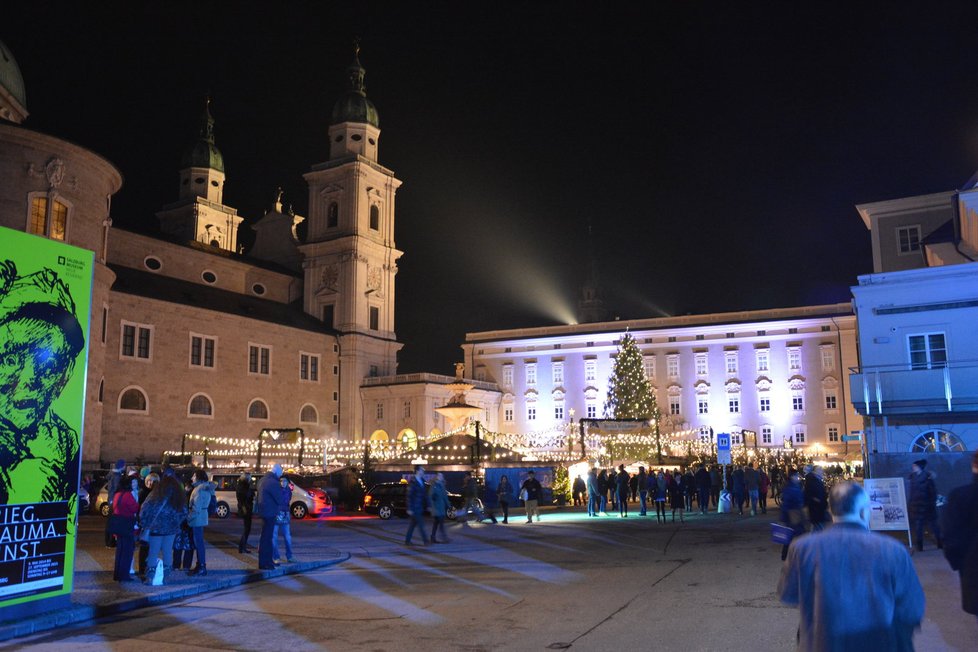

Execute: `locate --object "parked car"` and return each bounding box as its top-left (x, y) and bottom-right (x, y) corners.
top-left (362, 482), bottom-right (463, 520)
top-left (211, 473), bottom-right (332, 520)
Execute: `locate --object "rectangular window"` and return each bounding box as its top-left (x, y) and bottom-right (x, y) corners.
top-left (300, 352), bottom-right (320, 381)
top-left (333, 364), bottom-right (339, 375)
top-left (376, 403), bottom-right (384, 420)
top-left (322, 304), bottom-right (335, 328)
top-left (787, 347), bottom-right (802, 372)
top-left (369, 364), bottom-right (379, 377)
top-left (369, 306), bottom-right (380, 331)
top-left (249, 344), bottom-right (271, 375)
top-left (190, 334), bottom-right (217, 368)
top-left (120, 321), bottom-right (152, 360)
top-left (898, 225), bottom-right (921, 253)
top-left (756, 349), bottom-right (769, 373)
top-left (697, 398), bottom-right (709, 415)
top-left (824, 392), bottom-right (837, 411)
top-left (552, 362), bottom-right (564, 385)
top-left (28, 195), bottom-right (68, 241)
top-left (828, 426), bottom-right (840, 442)
top-left (332, 414), bottom-right (338, 424)
top-left (643, 356), bottom-right (655, 380)
top-left (586, 401), bottom-right (597, 419)
top-left (504, 406), bottom-right (514, 422)
top-left (792, 392), bottom-right (804, 411)
top-left (908, 333), bottom-right (947, 370)
top-left (554, 403), bottom-right (564, 420)
top-left (527, 405), bottom-right (537, 421)
top-left (502, 364), bottom-right (514, 387)
top-left (584, 360), bottom-right (597, 383)
top-left (793, 425), bottom-right (806, 444)
top-left (669, 397), bottom-right (681, 416)
top-left (731, 433), bottom-right (742, 445)
top-left (667, 354), bottom-right (680, 379)
top-left (761, 427), bottom-right (772, 444)
top-left (695, 352), bottom-right (708, 376)
top-left (100, 306), bottom-right (107, 344)
top-left (728, 397), bottom-right (740, 414)
top-left (725, 352), bottom-right (738, 375)
top-left (820, 346), bottom-right (836, 372)
top-left (525, 363), bottom-right (537, 386)
top-left (333, 391), bottom-right (338, 401)
top-left (403, 401), bottom-right (411, 418)
top-left (759, 396), bottom-right (771, 412)
top-left (698, 427), bottom-right (711, 442)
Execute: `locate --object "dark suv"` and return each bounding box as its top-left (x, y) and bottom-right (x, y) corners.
top-left (363, 482), bottom-right (463, 520)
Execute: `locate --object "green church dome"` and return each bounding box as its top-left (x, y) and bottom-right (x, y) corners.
top-left (331, 48), bottom-right (379, 128)
top-left (180, 98), bottom-right (225, 172)
top-left (0, 39), bottom-right (27, 110)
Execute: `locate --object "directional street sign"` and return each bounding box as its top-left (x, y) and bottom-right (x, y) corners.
top-left (716, 433), bottom-right (731, 464)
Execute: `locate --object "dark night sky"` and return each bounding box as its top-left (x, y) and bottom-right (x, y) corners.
top-left (7, 3), bottom-right (978, 374)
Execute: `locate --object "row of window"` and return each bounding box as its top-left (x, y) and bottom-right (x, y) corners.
top-left (114, 387), bottom-right (336, 424)
top-left (325, 201), bottom-right (382, 231)
top-left (115, 320), bottom-right (335, 380)
top-left (141, 257), bottom-right (268, 296)
top-left (696, 424), bottom-right (842, 446)
top-left (501, 346), bottom-right (837, 388)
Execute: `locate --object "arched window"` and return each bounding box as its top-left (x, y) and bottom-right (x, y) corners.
top-left (189, 393), bottom-right (213, 417)
top-left (248, 399), bottom-right (269, 420)
top-left (327, 202), bottom-right (339, 228)
top-left (98, 378), bottom-right (104, 403)
top-left (118, 387), bottom-right (148, 413)
top-left (370, 429), bottom-right (389, 441)
top-left (910, 430), bottom-right (965, 453)
top-left (369, 205), bottom-right (380, 230)
top-left (399, 429), bottom-right (418, 450)
top-left (299, 404), bottom-right (318, 423)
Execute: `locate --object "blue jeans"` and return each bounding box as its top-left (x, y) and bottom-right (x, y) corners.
top-left (912, 514), bottom-right (942, 549)
top-left (600, 495), bottom-right (607, 513)
top-left (639, 490), bottom-right (648, 515)
top-left (273, 519), bottom-right (293, 559)
top-left (748, 489), bottom-right (759, 514)
top-left (405, 511), bottom-right (427, 544)
top-left (147, 533), bottom-right (176, 571)
top-left (259, 516), bottom-right (276, 568)
top-left (191, 525), bottom-right (206, 566)
top-left (698, 488), bottom-right (711, 513)
top-left (617, 489), bottom-right (629, 516)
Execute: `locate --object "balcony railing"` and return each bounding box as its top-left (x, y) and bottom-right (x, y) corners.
top-left (361, 372), bottom-right (501, 392)
top-left (849, 359), bottom-right (978, 416)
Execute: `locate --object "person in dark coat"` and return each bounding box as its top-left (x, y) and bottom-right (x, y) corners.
top-left (758, 467), bottom-right (771, 515)
top-left (652, 471), bottom-right (667, 523)
top-left (429, 473), bottom-right (452, 543)
top-left (744, 463), bottom-right (760, 516)
top-left (709, 465), bottom-right (721, 508)
top-left (405, 465), bottom-right (429, 544)
top-left (520, 470), bottom-right (543, 523)
top-left (731, 465), bottom-right (746, 515)
top-left (943, 451), bottom-right (978, 619)
top-left (614, 465), bottom-right (630, 517)
top-left (803, 466), bottom-right (828, 531)
top-left (908, 459), bottom-right (942, 551)
top-left (236, 472), bottom-right (255, 553)
top-left (586, 468), bottom-right (600, 517)
top-left (257, 463), bottom-right (285, 569)
top-left (573, 475), bottom-right (587, 506)
top-left (779, 470), bottom-right (806, 561)
top-left (104, 458), bottom-right (125, 547)
top-left (597, 469), bottom-right (609, 515)
top-left (682, 468), bottom-right (695, 512)
top-left (695, 464), bottom-right (711, 515)
top-left (668, 472), bottom-right (685, 523)
top-left (497, 474), bottom-right (513, 524)
top-left (636, 466), bottom-right (649, 516)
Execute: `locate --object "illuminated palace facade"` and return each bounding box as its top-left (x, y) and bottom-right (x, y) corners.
top-left (462, 304), bottom-right (862, 458)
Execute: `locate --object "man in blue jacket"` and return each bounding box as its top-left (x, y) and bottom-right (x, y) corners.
top-left (257, 464), bottom-right (285, 569)
top-left (405, 465), bottom-right (429, 545)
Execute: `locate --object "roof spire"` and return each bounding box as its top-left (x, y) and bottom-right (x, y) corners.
top-left (347, 38), bottom-right (366, 95)
top-left (200, 95), bottom-right (215, 144)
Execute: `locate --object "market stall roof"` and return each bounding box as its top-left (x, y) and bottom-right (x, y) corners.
top-left (374, 433), bottom-right (524, 469)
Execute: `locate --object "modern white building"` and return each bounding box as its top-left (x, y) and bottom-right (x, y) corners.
top-left (463, 304), bottom-right (861, 457)
top-left (851, 180), bottom-right (978, 453)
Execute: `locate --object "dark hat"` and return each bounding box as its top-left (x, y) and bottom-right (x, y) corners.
top-left (914, 459), bottom-right (927, 469)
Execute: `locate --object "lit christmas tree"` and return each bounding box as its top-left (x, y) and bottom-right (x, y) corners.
top-left (604, 332), bottom-right (663, 462)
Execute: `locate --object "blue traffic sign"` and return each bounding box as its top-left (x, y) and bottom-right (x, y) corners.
top-left (717, 433), bottom-right (730, 451)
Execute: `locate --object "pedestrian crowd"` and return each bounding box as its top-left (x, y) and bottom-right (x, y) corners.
top-left (103, 459), bottom-right (297, 585)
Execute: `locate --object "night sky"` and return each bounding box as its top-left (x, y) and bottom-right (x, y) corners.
top-left (7, 4), bottom-right (978, 374)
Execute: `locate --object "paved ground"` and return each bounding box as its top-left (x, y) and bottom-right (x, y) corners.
top-left (1, 506), bottom-right (972, 651)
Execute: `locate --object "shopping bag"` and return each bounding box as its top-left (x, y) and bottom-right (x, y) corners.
top-left (151, 559), bottom-right (165, 586)
top-left (770, 522), bottom-right (795, 545)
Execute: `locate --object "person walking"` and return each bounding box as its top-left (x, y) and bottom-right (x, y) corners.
top-left (429, 473), bottom-right (451, 543)
top-left (908, 459), bottom-right (942, 551)
top-left (615, 465), bottom-right (630, 517)
top-left (636, 466), bottom-right (649, 516)
top-left (273, 475), bottom-right (296, 563)
top-left (652, 471), bottom-right (667, 523)
top-left (597, 469), bottom-right (609, 515)
top-left (405, 465), bottom-right (429, 545)
top-left (139, 473), bottom-right (187, 585)
top-left (103, 458), bottom-right (126, 547)
top-left (520, 470), bottom-right (543, 523)
top-left (778, 482), bottom-right (925, 650)
top-left (710, 465), bottom-right (721, 508)
top-left (695, 464), bottom-right (711, 515)
top-left (758, 467), bottom-right (770, 515)
top-left (497, 474), bottom-right (513, 524)
top-left (187, 469), bottom-right (216, 576)
top-left (668, 471), bottom-right (686, 523)
top-left (608, 467), bottom-right (619, 512)
top-left (731, 465), bottom-right (746, 515)
top-left (236, 471), bottom-right (255, 553)
top-left (257, 464), bottom-right (286, 570)
top-left (804, 465), bottom-right (829, 531)
top-left (462, 473), bottom-right (479, 525)
top-left (779, 470), bottom-right (806, 561)
top-left (109, 473), bottom-right (140, 582)
top-left (682, 467), bottom-right (695, 512)
top-left (586, 468), bottom-right (600, 517)
top-left (943, 450), bottom-right (978, 620)
top-left (744, 462), bottom-right (760, 516)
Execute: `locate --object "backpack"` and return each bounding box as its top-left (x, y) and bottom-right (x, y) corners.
top-left (207, 491), bottom-right (217, 516)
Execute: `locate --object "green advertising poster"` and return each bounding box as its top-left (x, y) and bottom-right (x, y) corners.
top-left (0, 225), bottom-right (93, 608)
